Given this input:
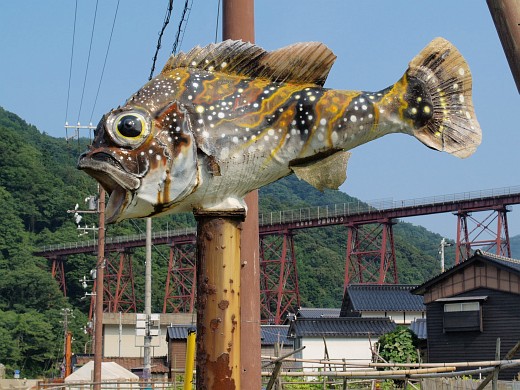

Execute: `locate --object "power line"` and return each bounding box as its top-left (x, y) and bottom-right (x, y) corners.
top-left (171, 0), bottom-right (193, 55)
top-left (214, 0), bottom-right (221, 43)
top-left (64, 0), bottom-right (78, 125)
top-left (149, 0), bottom-right (174, 81)
top-left (88, 0), bottom-right (120, 124)
top-left (77, 0), bottom-right (100, 125)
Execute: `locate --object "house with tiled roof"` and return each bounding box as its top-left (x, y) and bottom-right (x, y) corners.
top-left (340, 284), bottom-right (425, 324)
top-left (295, 307), bottom-right (341, 319)
top-left (288, 317), bottom-right (396, 369)
top-left (412, 250), bottom-right (520, 380)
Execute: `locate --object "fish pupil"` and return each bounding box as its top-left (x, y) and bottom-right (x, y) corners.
top-left (117, 115), bottom-right (142, 137)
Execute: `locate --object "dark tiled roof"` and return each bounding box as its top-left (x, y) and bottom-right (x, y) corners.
top-left (261, 325), bottom-right (292, 346)
top-left (413, 250), bottom-right (520, 295)
top-left (297, 308), bottom-right (341, 318)
top-left (289, 317), bottom-right (396, 338)
top-left (166, 325), bottom-right (196, 341)
top-left (345, 284), bottom-right (425, 312)
top-left (409, 318), bottom-right (427, 340)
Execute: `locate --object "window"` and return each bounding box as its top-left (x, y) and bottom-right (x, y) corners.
top-left (443, 301), bottom-right (482, 332)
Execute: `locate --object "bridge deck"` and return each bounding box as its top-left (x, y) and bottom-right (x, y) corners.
top-left (35, 185), bottom-right (520, 258)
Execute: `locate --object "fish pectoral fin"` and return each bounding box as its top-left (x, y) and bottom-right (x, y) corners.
top-left (290, 151), bottom-right (351, 191)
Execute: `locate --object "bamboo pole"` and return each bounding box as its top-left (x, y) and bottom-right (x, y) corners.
top-left (261, 355), bottom-right (520, 368)
top-left (194, 210), bottom-right (244, 390)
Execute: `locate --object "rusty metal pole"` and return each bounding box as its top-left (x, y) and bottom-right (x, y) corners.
top-left (195, 210), bottom-right (245, 389)
top-left (222, 2), bottom-right (262, 389)
top-left (93, 188), bottom-right (105, 390)
top-left (487, 0), bottom-right (520, 93)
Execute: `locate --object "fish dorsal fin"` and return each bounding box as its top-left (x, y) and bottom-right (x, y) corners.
top-left (162, 40), bottom-right (336, 87)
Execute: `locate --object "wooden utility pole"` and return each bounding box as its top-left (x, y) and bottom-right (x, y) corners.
top-left (195, 211), bottom-right (244, 389)
top-left (222, 1), bottom-right (262, 388)
top-left (93, 188), bottom-right (105, 390)
top-left (487, 0), bottom-right (520, 93)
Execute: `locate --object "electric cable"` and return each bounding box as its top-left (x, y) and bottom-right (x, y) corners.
top-left (171, 0), bottom-right (193, 55)
top-left (64, 0), bottom-right (78, 125)
top-left (214, 0), bottom-right (221, 43)
top-left (88, 0), bottom-right (120, 125)
top-left (77, 0), bottom-right (100, 125)
top-left (149, 0), bottom-right (174, 81)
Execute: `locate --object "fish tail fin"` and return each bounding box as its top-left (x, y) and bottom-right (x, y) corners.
top-left (406, 37), bottom-right (481, 158)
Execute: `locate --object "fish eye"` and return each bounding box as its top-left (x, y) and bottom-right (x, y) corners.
top-left (117, 115), bottom-right (144, 138)
top-left (109, 111), bottom-right (150, 147)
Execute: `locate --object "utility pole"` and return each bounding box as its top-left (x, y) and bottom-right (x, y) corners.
top-left (439, 238), bottom-right (452, 273)
top-left (143, 217), bottom-right (152, 385)
top-left (222, 1), bottom-right (262, 388)
top-left (93, 188), bottom-right (105, 390)
top-left (487, 0), bottom-right (520, 93)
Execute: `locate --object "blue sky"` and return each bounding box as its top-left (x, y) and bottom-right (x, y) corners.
top-left (1, 1), bottom-right (519, 243)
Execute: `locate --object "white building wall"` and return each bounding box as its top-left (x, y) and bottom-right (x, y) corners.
top-left (360, 311), bottom-right (424, 325)
top-left (301, 337), bottom-right (374, 369)
top-left (103, 324), bottom-right (169, 358)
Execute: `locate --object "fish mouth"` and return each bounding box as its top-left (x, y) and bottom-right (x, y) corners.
top-left (77, 152), bottom-right (141, 223)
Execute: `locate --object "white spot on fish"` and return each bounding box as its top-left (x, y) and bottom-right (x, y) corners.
top-left (268, 129), bottom-right (275, 136)
top-left (350, 115), bottom-right (357, 123)
top-left (232, 136), bottom-right (239, 143)
top-left (458, 67), bottom-right (465, 76)
top-left (362, 105), bottom-right (367, 110)
top-left (459, 94), bottom-right (465, 103)
top-left (218, 112), bottom-right (225, 119)
top-left (196, 105), bottom-right (204, 113)
top-left (317, 133), bottom-right (324, 142)
top-left (156, 155), bottom-right (162, 161)
top-left (202, 130), bottom-right (210, 138)
top-left (320, 118), bottom-right (327, 126)
top-left (221, 147), bottom-right (230, 159)
top-left (331, 131), bottom-right (339, 143)
top-left (309, 96), bottom-right (316, 102)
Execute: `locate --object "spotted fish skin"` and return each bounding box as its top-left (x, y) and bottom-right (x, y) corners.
top-left (78, 38), bottom-right (481, 223)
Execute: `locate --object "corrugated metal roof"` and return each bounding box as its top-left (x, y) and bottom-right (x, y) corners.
top-left (345, 284), bottom-right (425, 312)
top-left (261, 325), bottom-right (292, 346)
top-left (409, 318), bottom-right (427, 340)
top-left (166, 325), bottom-right (195, 340)
top-left (297, 308), bottom-right (341, 318)
top-left (289, 317), bottom-right (396, 338)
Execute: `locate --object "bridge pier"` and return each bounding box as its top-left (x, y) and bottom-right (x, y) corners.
top-left (344, 219), bottom-right (398, 287)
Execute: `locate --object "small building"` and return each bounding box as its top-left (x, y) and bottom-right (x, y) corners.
top-left (102, 312), bottom-right (193, 358)
top-left (340, 284), bottom-right (425, 325)
top-left (288, 317), bottom-right (396, 369)
top-left (165, 325), bottom-right (195, 376)
top-left (412, 250), bottom-right (520, 380)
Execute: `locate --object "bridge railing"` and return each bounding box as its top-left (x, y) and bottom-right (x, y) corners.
top-left (258, 185), bottom-right (520, 226)
top-left (37, 185), bottom-right (520, 254)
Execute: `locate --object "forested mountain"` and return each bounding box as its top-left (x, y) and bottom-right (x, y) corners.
top-left (0, 106), bottom-right (502, 377)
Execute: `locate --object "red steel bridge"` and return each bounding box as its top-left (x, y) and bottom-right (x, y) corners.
top-left (35, 185), bottom-right (520, 324)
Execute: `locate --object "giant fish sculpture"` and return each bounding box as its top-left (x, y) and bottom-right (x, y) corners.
top-left (78, 38), bottom-right (481, 223)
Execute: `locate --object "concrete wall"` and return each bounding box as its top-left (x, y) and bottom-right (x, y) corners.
top-left (301, 337), bottom-right (374, 369)
top-left (102, 313), bottom-right (194, 358)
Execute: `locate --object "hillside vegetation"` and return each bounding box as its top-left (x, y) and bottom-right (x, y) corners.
top-left (0, 106), bottom-right (484, 377)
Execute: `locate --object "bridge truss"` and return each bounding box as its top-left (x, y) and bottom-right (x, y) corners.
top-left (37, 185), bottom-right (520, 324)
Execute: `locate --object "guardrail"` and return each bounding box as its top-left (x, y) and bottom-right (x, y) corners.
top-left (37, 185), bottom-right (520, 254)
